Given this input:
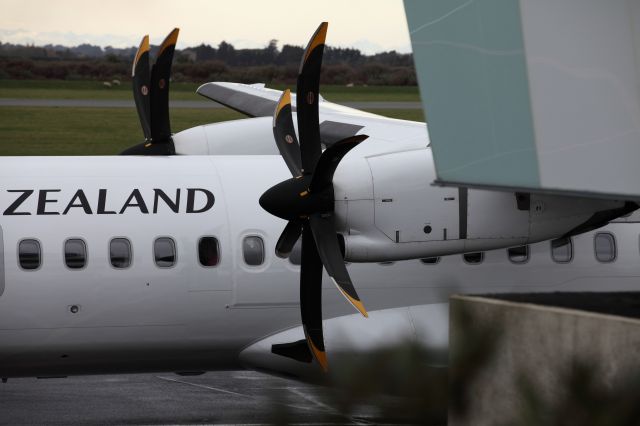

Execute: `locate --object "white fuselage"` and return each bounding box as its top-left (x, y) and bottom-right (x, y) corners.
top-left (0, 153), bottom-right (636, 378)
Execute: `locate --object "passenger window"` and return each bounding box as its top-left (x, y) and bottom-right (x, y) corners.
top-left (420, 257), bottom-right (440, 264)
top-left (18, 239), bottom-right (41, 270)
top-left (551, 238), bottom-right (573, 263)
top-left (289, 239), bottom-right (302, 266)
top-left (198, 237), bottom-right (220, 267)
top-left (243, 236), bottom-right (265, 266)
top-left (463, 252), bottom-right (484, 264)
top-left (64, 239), bottom-right (87, 269)
top-left (110, 238), bottom-right (132, 269)
top-left (594, 233), bottom-right (616, 263)
top-left (154, 237), bottom-right (176, 268)
top-left (508, 245), bottom-right (529, 264)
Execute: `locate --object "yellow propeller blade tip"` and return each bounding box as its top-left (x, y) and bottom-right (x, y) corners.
top-left (303, 22), bottom-right (329, 64)
top-left (337, 286), bottom-right (368, 318)
top-left (275, 89), bottom-right (291, 117)
top-left (158, 28), bottom-right (180, 56)
top-left (132, 35), bottom-right (150, 76)
top-left (308, 338), bottom-right (329, 372)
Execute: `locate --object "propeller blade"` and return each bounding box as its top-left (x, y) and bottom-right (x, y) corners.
top-left (300, 222), bottom-right (328, 371)
top-left (309, 214), bottom-right (367, 317)
top-left (296, 22), bottom-right (327, 174)
top-left (132, 35), bottom-right (151, 141)
top-left (273, 90), bottom-right (302, 177)
top-left (276, 220), bottom-right (302, 258)
top-left (309, 134), bottom-right (368, 193)
top-left (150, 28), bottom-right (179, 143)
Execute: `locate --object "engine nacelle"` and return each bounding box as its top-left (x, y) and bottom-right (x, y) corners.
top-left (333, 146), bottom-right (630, 262)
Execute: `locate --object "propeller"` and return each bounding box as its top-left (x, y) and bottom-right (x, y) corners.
top-left (121, 28), bottom-right (179, 155)
top-left (259, 22), bottom-right (369, 371)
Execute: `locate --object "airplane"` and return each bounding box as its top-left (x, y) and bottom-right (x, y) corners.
top-left (0, 23), bottom-right (637, 381)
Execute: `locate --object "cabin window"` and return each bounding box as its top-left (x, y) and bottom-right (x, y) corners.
top-left (243, 236), bottom-right (265, 266)
top-left (594, 232), bottom-right (616, 263)
top-left (289, 239), bottom-right (302, 266)
top-left (463, 252), bottom-right (484, 264)
top-left (18, 239), bottom-right (41, 270)
top-left (508, 245), bottom-right (529, 264)
top-left (420, 257), bottom-right (440, 265)
top-left (110, 238), bottom-right (132, 269)
top-left (551, 238), bottom-right (573, 263)
top-left (64, 239), bottom-right (87, 269)
top-left (198, 237), bottom-right (220, 267)
top-left (154, 237), bottom-right (176, 268)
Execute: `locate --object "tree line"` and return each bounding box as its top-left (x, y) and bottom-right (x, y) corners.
top-left (0, 40), bottom-right (416, 86)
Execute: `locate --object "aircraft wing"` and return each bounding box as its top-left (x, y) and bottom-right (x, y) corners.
top-left (197, 82), bottom-right (381, 120)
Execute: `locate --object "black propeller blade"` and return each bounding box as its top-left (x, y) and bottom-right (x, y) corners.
top-left (273, 89), bottom-right (302, 177)
top-left (259, 22), bottom-right (369, 371)
top-left (121, 28), bottom-right (179, 155)
top-left (150, 28), bottom-right (179, 143)
top-left (275, 220), bottom-right (302, 258)
top-left (132, 35), bottom-right (151, 141)
top-left (297, 23), bottom-right (325, 173)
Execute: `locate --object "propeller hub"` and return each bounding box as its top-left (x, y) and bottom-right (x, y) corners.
top-left (259, 176), bottom-right (333, 221)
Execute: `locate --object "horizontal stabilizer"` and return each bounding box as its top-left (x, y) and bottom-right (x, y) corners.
top-left (405, 0), bottom-right (640, 199)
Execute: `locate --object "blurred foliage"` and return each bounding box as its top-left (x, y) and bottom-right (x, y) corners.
top-left (264, 305), bottom-right (500, 425)
top-left (509, 360), bottom-right (640, 426)
top-left (264, 303), bottom-right (640, 425)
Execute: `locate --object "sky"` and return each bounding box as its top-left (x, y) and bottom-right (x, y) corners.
top-left (0, 0), bottom-right (412, 54)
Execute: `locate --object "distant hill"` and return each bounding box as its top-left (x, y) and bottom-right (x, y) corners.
top-left (0, 40), bottom-right (416, 86)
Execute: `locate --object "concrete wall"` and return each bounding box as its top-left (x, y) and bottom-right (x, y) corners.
top-left (449, 294), bottom-right (640, 425)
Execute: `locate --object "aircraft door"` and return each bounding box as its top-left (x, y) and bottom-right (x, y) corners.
top-left (230, 229), bottom-right (298, 308)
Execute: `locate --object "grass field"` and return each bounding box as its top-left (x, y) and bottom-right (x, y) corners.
top-left (0, 80), bottom-right (421, 102)
top-left (0, 79), bottom-right (423, 155)
top-left (0, 106), bottom-right (423, 155)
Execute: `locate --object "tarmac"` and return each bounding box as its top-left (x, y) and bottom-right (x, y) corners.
top-left (0, 370), bottom-right (390, 425)
top-left (0, 99), bottom-right (423, 110)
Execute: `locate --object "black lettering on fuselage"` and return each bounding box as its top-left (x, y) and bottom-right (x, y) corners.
top-left (63, 189), bottom-right (92, 215)
top-left (97, 189), bottom-right (116, 214)
top-left (4, 190), bottom-right (33, 215)
top-left (37, 189), bottom-right (61, 215)
top-left (2, 188), bottom-right (215, 215)
top-left (153, 189), bottom-right (180, 213)
top-left (119, 189), bottom-right (149, 214)
top-left (186, 188), bottom-right (215, 213)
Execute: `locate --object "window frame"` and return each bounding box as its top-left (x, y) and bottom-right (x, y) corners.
top-left (198, 236), bottom-right (221, 268)
top-left (63, 237), bottom-right (88, 270)
top-left (17, 238), bottom-right (42, 271)
top-left (550, 238), bottom-right (573, 264)
top-left (242, 235), bottom-right (265, 267)
top-left (153, 236), bottom-right (177, 269)
top-left (507, 245), bottom-right (530, 265)
top-left (594, 232), bottom-right (617, 263)
top-left (109, 237), bottom-right (133, 270)
top-left (463, 252), bottom-right (484, 265)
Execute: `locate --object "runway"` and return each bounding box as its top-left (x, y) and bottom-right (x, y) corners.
top-left (0, 370), bottom-right (391, 425)
top-left (0, 98), bottom-right (423, 110)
